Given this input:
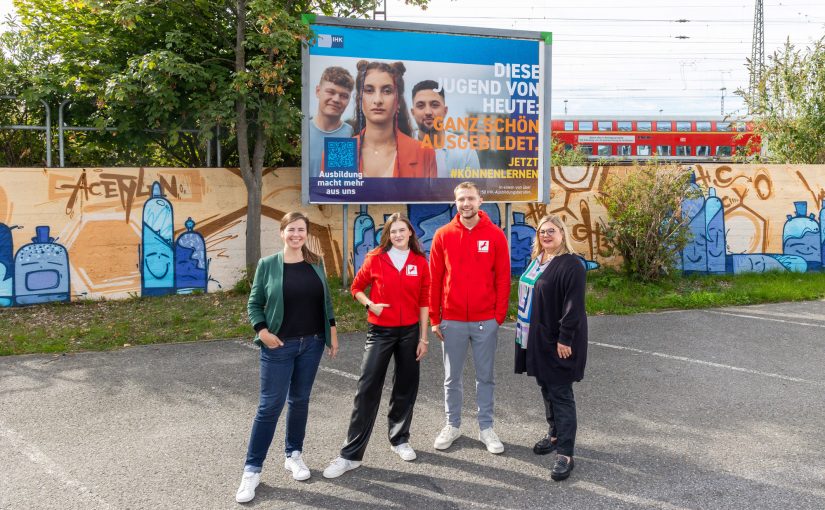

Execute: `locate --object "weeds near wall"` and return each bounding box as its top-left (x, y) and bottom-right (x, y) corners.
top-left (599, 165), bottom-right (700, 282)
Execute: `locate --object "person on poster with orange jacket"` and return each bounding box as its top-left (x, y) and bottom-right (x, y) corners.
top-left (322, 212), bottom-right (430, 478)
top-left (429, 181), bottom-right (511, 455)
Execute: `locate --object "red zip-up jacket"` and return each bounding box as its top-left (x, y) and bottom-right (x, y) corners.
top-left (351, 248), bottom-right (430, 327)
top-left (429, 210), bottom-right (511, 326)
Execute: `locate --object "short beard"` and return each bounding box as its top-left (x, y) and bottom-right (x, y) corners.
top-left (418, 122), bottom-right (437, 136)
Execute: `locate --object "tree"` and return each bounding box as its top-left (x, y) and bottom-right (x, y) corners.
top-left (738, 36), bottom-right (825, 164)
top-left (6, 0), bottom-right (430, 270)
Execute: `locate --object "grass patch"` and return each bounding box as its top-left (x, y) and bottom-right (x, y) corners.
top-left (2, 272), bottom-right (825, 356)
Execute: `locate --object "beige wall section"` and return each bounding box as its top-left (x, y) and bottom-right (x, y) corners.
top-left (1, 164), bottom-right (824, 307)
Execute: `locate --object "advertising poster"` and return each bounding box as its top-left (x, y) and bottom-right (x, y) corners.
top-left (302, 18), bottom-right (550, 203)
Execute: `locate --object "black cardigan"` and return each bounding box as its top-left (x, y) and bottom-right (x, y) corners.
top-left (515, 253), bottom-right (588, 385)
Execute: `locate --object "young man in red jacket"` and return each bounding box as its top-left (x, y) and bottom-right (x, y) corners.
top-left (429, 181), bottom-right (511, 454)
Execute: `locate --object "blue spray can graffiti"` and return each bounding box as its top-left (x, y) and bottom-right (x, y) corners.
top-left (175, 217), bottom-right (208, 294)
top-left (13, 226), bottom-right (71, 305)
top-left (0, 223), bottom-right (16, 307)
top-left (408, 204), bottom-right (453, 258)
top-left (141, 181), bottom-right (176, 296)
top-left (353, 204), bottom-right (376, 274)
top-left (510, 212), bottom-right (535, 275)
top-left (819, 199), bottom-right (825, 267)
top-left (782, 201), bottom-right (820, 270)
top-left (680, 173), bottom-right (707, 273)
top-left (705, 188), bottom-right (727, 273)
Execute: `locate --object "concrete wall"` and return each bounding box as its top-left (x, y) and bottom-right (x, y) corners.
top-left (1, 164), bottom-right (823, 307)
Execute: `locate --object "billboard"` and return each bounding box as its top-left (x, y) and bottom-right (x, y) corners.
top-left (302, 17), bottom-right (551, 204)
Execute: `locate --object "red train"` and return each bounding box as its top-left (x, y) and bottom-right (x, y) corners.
top-left (551, 116), bottom-right (760, 162)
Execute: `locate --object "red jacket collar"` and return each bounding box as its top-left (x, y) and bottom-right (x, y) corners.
top-left (451, 209), bottom-right (493, 231)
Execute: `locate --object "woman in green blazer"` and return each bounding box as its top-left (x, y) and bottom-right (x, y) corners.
top-left (235, 211), bottom-right (338, 503)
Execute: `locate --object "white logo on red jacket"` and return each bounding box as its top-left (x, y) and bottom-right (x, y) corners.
top-left (406, 264), bottom-right (418, 276)
top-left (478, 240), bottom-right (489, 253)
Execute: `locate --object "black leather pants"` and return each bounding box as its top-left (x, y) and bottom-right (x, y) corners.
top-left (340, 323), bottom-right (420, 461)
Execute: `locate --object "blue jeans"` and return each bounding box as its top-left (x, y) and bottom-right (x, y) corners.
top-left (243, 334), bottom-right (325, 473)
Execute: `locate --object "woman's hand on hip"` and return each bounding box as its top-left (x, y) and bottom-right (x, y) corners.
top-left (260, 330), bottom-right (283, 349)
top-left (368, 303), bottom-right (390, 317)
top-left (328, 326), bottom-right (339, 359)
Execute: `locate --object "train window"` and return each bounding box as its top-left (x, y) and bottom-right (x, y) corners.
top-left (637, 121), bottom-right (652, 131)
top-left (637, 145), bottom-right (651, 156)
top-left (735, 146), bottom-right (748, 156)
top-left (580, 145), bottom-right (594, 155)
top-left (656, 121), bottom-right (671, 132)
top-left (618, 145), bottom-right (632, 156)
top-left (598, 121), bottom-right (612, 131)
top-left (696, 145), bottom-right (711, 156)
top-left (564, 121), bottom-right (574, 131)
top-left (716, 146), bottom-right (732, 157)
top-left (696, 122), bottom-right (711, 132)
top-left (617, 121), bottom-right (632, 131)
top-left (564, 144), bottom-right (574, 151)
top-left (716, 122), bottom-right (731, 132)
top-left (676, 145), bottom-right (691, 156)
top-left (579, 121), bottom-right (593, 131)
top-left (735, 122), bottom-right (747, 132)
top-left (676, 121), bottom-right (691, 132)
top-left (656, 145), bottom-right (672, 156)
top-left (597, 145), bottom-right (611, 156)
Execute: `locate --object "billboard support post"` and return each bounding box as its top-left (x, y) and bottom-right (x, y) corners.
top-left (342, 203), bottom-right (349, 288)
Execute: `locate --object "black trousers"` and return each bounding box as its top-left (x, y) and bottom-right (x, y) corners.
top-left (340, 323), bottom-right (420, 461)
top-left (538, 380), bottom-right (577, 457)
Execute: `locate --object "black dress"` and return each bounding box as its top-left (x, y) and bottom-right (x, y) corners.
top-left (515, 253), bottom-right (588, 385)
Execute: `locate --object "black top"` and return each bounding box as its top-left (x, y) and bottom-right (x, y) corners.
top-left (276, 261), bottom-right (325, 339)
top-left (515, 254), bottom-right (588, 385)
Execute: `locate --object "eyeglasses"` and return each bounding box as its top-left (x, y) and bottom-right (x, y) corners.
top-left (538, 229), bottom-right (558, 237)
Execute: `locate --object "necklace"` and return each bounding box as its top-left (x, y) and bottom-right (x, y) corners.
top-left (366, 141), bottom-right (395, 155)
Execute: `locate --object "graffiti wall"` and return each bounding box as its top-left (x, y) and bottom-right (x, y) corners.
top-left (1, 164), bottom-right (824, 307)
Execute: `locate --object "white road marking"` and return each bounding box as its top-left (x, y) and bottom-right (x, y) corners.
top-left (705, 310), bottom-right (825, 329)
top-left (319, 366), bottom-right (360, 381)
top-left (0, 424), bottom-right (113, 510)
top-left (572, 481), bottom-right (693, 510)
top-left (592, 341), bottom-right (823, 386)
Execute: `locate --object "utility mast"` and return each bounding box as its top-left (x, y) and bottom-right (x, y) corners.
top-left (373, 0), bottom-right (387, 20)
top-left (749, 0), bottom-right (765, 104)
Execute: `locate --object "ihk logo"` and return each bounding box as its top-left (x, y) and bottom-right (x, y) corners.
top-left (317, 34), bottom-right (344, 48)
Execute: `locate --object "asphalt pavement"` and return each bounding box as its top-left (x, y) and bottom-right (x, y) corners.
top-left (2, 300), bottom-right (824, 509)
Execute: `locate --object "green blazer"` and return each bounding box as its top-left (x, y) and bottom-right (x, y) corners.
top-left (247, 252), bottom-right (335, 347)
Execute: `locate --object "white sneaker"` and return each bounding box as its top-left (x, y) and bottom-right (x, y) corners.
top-left (391, 443), bottom-right (417, 461)
top-left (479, 428), bottom-right (504, 454)
top-left (433, 425), bottom-right (462, 450)
top-left (284, 451), bottom-right (311, 481)
top-left (235, 471), bottom-right (261, 503)
top-left (322, 456), bottom-right (361, 479)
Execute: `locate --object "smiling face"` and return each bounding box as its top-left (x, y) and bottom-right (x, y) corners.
top-left (454, 187), bottom-right (482, 221)
top-left (362, 70), bottom-right (397, 126)
top-left (316, 80), bottom-right (351, 119)
top-left (411, 89), bottom-right (447, 135)
top-left (280, 219), bottom-right (308, 251)
top-left (537, 220), bottom-right (564, 255)
top-left (388, 220), bottom-right (412, 251)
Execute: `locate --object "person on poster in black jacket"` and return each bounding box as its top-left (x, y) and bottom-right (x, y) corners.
top-left (514, 213), bottom-right (588, 482)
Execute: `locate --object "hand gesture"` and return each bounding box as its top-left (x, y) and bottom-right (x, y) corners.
top-left (368, 303), bottom-right (390, 317)
top-left (431, 324), bottom-right (444, 341)
top-left (557, 343), bottom-right (572, 359)
top-left (260, 330), bottom-right (283, 349)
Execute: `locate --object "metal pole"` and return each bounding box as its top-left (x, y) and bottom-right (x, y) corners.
top-left (216, 124), bottom-right (222, 167)
top-left (58, 99), bottom-right (69, 167)
top-left (41, 100), bottom-right (52, 167)
top-left (206, 131), bottom-right (212, 167)
top-left (342, 204), bottom-right (349, 288)
top-left (505, 203), bottom-right (512, 251)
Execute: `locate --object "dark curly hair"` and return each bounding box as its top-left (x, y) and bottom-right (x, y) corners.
top-left (353, 60), bottom-right (412, 136)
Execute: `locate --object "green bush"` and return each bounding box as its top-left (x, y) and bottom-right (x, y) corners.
top-left (599, 165), bottom-right (700, 282)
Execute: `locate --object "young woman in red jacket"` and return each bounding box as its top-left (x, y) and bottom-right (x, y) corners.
top-left (323, 212), bottom-right (430, 478)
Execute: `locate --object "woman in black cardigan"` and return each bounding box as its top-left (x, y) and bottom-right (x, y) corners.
top-left (514, 214), bottom-right (587, 481)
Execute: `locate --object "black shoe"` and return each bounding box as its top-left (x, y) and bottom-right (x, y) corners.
top-left (550, 455), bottom-right (574, 481)
top-left (532, 435), bottom-right (557, 455)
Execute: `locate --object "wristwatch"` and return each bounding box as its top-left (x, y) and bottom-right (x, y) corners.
top-left (365, 302), bottom-right (371, 310)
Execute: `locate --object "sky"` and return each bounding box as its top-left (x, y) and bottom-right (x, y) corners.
top-left (2, 0), bottom-right (824, 118)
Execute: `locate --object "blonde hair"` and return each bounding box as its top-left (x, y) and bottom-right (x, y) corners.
top-left (280, 211), bottom-right (322, 265)
top-left (453, 181), bottom-right (480, 197)
top-left (530, 214), bottom-right (577, 261)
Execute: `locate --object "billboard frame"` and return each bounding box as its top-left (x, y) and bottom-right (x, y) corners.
top-left (300, 15), bottom-right (552, 205)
